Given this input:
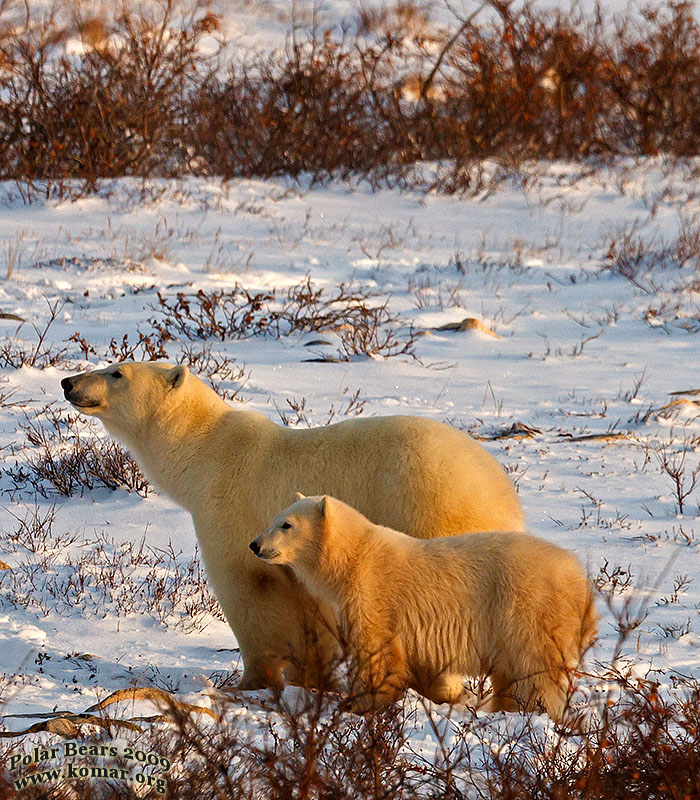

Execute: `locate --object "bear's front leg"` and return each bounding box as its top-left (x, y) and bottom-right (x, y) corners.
top-left (237, 658), bottom-right (287, 691)
top-left (211, 564), bottom-right (340, 692)
top-left (204, 560), bottom-right (313, 691)
top-left (234, 609), bottom-right (328, 691)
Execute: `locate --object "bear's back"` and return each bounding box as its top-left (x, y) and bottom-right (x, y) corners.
top-left (273, 414), bottom-right (526, 537)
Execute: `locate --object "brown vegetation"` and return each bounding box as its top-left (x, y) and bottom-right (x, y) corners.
top-left (0, 503), bottom-right (222, 629)
top-left (6, 405), bottom-right (149, 497)
top-left (4, 1), bottom-right (700, 198)
top-left (149, 277), bottom-right (418, 360)
top-left (1, 657), bottom-right (699, 799)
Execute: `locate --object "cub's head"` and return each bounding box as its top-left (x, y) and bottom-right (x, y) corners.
top-left (61, 362), bottom-right (189, 438)
top-left (250, 493), bottom-right (329, 569)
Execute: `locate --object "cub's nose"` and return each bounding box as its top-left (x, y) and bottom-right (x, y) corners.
top-left (61, 377), bottom-right (74, 394)
top-left (249, 540), bottom-right (261, 556)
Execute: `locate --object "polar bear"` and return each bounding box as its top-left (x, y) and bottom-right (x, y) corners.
top-left (61, 362), bottom-right (525, 690)
top-left (250, 495), bottom-right (596, 721)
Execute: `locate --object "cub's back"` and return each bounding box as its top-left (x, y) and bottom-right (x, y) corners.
top-left (406, 531), bottom-right (593, 631)
top-left (419, 531), bottom-right (589, 594)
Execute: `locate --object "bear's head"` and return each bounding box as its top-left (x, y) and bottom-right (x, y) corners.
top-left (61, 361), bottom-right (189, 441)
top-left (249, 493), bottom-right (328, 568)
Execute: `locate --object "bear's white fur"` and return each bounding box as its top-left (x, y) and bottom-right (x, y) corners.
top-left (62, 362), bottom-right (525, 690)
top-left (251, 495), bottom-right (596, 721)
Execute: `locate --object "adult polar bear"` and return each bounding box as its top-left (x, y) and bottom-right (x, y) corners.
top-left (62, 362), bottom-right (525, 690)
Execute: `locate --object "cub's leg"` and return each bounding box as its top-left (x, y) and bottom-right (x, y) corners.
top-left (526, 671), bottom-right (570, 723)
top-left (349, 635), bottom-right (409, 713)
top-left (423, 672), bottom-right (466, 705)
top-left (489, 671), bottom-right (522, 713)
top-left (491, 670), bottom-right (569, 722)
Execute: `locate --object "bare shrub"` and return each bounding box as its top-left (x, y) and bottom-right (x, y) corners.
top-left (333, 302), bottom-right (417, 361)
top-left (73, 328), bottom-right (167, 364)
top-left (5, 406), bottom-right (149, 498)
top-left (105, 332), bottom-right (169, 363)
top-left (674, 213), bottom-right (700, 274)
top-left (2, 229), bottom-right (26, 278)
top-left (149, 278), bottom-right (418, 360)
top-left (276, 388), bottom-right (366, 427)
top-left (594, 559), bottom-right (634, 597)
top-left (0, 0), bottom-right (220, 199)
top-left (0, 504), bottom-right (222, 630)
top-left (3, 660), bottom-right (700, 799)
top-left (176, 344), bottom-right (248, 398)
top-left (603, 215), bottom-right (700, 296)
top-left (2, 502), bottom-right (64, 553)
top-left (603, 229), bottom-right (663, 291)
top-left (356, 0), bottom-right (432, 38)
top-left (185, 33), bottom-right (406, 184)
top-left (150, 286), bottom-right (276, 341)
top-left (654, 436), bottom-right (700, 515)
top-left (605, 2), bottom-right (700, 157)
top-left (0, 300), bottom-right (68, 369)
top-left (7, 1), bottom-right (700, 196)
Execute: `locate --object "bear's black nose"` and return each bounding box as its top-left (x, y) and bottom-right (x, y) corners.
top-left (249, 540), bottom-right (261, 556)
top-left (61, 377), bottom-right (74, 393)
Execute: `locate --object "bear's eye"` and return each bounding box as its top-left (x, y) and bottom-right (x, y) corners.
top-left (280, 522), bottom-right (292, 530)
top-left (112, 370), bottom-right (123, 379)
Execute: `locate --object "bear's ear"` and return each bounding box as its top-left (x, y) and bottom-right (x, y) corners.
top-left (166, 365), bottom-right (188, 390)
top-left (317, 496), bottom-right (328, 518)
top-left (294, 492), bottom-right (306, 501)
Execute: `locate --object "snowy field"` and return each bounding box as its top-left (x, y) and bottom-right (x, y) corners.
top-left (0, 155), bottom-right (698, 773)
top-left (181, 0), bottom-right (651, 53)
top-left (16, 0), bottom-right (678, 62)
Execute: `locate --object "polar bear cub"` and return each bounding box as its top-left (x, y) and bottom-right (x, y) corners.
top-left (250, 495), bottom-right (596, 721)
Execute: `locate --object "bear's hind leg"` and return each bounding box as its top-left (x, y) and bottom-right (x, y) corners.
top-left (238, 656), bottom-right (286, 691)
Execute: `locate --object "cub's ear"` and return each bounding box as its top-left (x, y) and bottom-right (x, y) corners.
top-left (318, 496), bottom-right (329, 518)
top-left (294, 492), bottom-right (306, 501)
top-left (166, 365), bottom-right (188, 390)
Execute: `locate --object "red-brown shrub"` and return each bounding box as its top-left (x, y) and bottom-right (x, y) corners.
top-left (4, 1), bottom-right (700, 197)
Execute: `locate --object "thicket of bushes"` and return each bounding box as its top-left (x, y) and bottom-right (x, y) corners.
top-left (3, 0), bottom-right (700, 198)
top-left (2, 666), bottom-right (700, 799)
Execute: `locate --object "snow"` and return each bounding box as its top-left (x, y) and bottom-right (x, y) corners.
top-left (191, 0), bottom-right (690, 55)
top-left (1, 12), bottom-right (700, 777)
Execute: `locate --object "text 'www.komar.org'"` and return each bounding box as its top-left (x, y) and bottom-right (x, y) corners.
top-left (9, 741), bottom-right (170, 794)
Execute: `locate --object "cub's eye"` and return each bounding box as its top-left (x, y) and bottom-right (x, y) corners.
top-left (280, 522), bottom-right (292, 530)
top-left (112, 370), bottom-right (123, 379)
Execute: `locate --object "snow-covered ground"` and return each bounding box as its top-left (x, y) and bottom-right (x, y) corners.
top-left (195, 0), bottom-right (651, 53)
top-left (0, 158), bottom-right (698, 775)
top-left (16, 0), bottom-right (674, 64)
